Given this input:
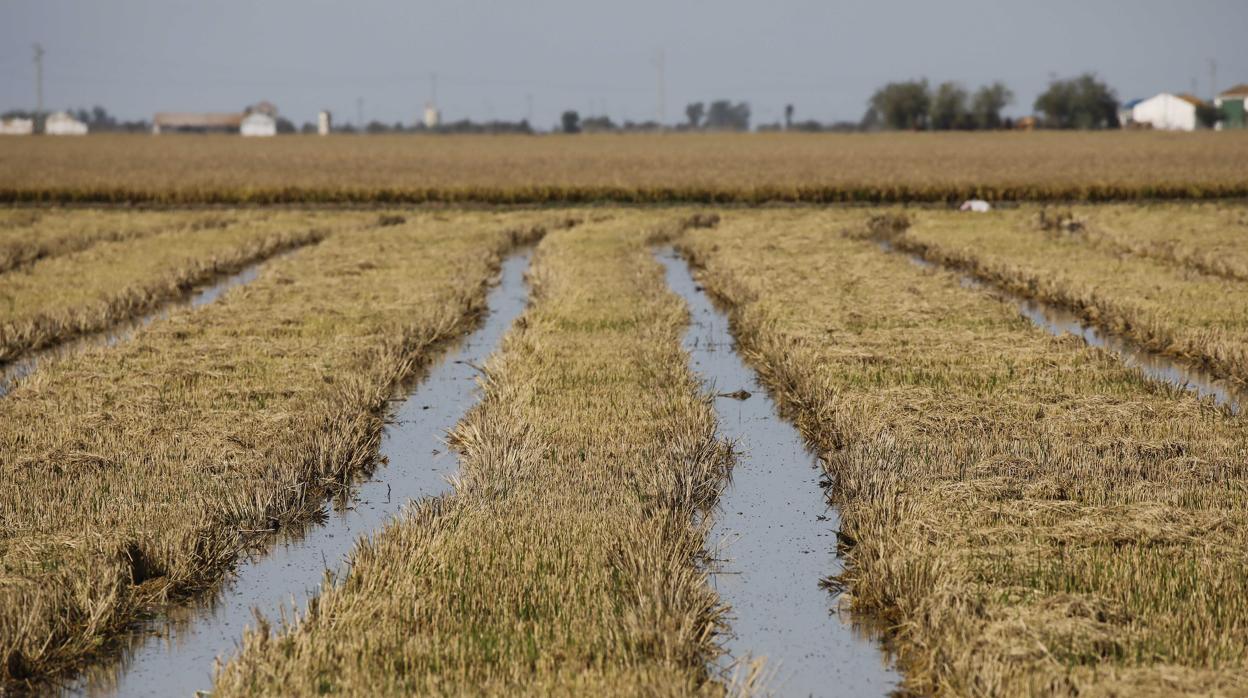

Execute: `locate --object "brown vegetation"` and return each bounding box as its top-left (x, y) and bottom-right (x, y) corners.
top-left (213, 213), bottom-right (736, 696)
top-left (0, 211), bottom-right (553, 690)
top-left (0, 211), bottom-right (336, 363)
top-left (868, 206), bottom-right (1248, 386)
top-left (680, 209), bottom-right (1248, 695)
top-left (2, 132), bottom-right (1247, 204)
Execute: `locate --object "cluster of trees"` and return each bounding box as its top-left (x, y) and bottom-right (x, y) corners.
top-left (334, 119), bottom-right (535, 135)
top-left (1032, 74), bottom-right (1119, 129)
top-left (862, 73), bottom-right (1122, 131)
top-left (863, 80), bottom-right (1015, 130)
top-left (560, 100), bottom-right (751, 134)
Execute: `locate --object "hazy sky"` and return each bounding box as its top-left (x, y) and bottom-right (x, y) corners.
top-left (2, 1), bottom-right (1246, 129)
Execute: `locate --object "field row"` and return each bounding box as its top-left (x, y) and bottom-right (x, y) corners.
top-left (2, 132), bottom-right (1248, 203)
top-left (681, 211), bottom-right (1248, 694)
top-left (1, 206), bottom-right (1245, 694)
top-left (0, 211), bottom-right (554, 685)
top-left (866, 205), bottom-right (1248, 387)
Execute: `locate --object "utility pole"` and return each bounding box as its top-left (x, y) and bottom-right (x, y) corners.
top-left (1209, 58), bottom-right (1217, 99)
top-left (33, 43), bottom-right (44, 132)
top-left (653, 47), bottom-right (666, 127)
top-left (356, 97), bottom-right (363, 130)
top-left (430, 72), bottom-right (438, 104)
top-left (525, 93), bottom-right (533, 124)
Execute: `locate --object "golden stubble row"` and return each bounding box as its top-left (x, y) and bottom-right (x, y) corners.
top-left (213, 214), bottom-right (738, 696)
top-left (680, 209), bottom-right (1248, 695)
top-left (0, 211), bottom-right (554, 690)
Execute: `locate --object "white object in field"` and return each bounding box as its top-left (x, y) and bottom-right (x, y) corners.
top-left (240, 112), bottom-right (277, 137)
top-left (960, 199), bottom-right (992, 212)
top-left (317, 110), bottom-right (331, 135)
top-left (424, 103), bottom-right (441, 129)
top-left (1132, 93), bottom-right (1201, 131)
top-left (45, 111), bottom-right (88, 135)
top-left (0, 117), bottom-right (34, 135)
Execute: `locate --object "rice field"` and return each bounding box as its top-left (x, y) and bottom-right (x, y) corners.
top-left (0, 194), bottom-right (1246, 696)
top-left (2, 131), bottom-right (1248, 204)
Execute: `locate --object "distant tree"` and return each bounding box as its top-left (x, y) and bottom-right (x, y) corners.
top-left (929, 82), bottom-right (970, 130)
top-left (971, 82), bottom-right (1014, 129)
top-left (685, 102), bottom-right (705, 129)
top-left (784, 104), bottom-right (795, 130)
top-left (1033, 73), bottom-right (1119, 129)
top-left (867, 80), bottom-right (931, 130)
top-left (366, 120), bottom-right (388, 133)
top-left (300, 122), bottom-right (317, 134)
top-left (581, 115), bottom-right (617, 132)
top-left (276, 117), bottom-right (297, 134)
top-left (705, 100), bottom-right (750, 130)
top-left (561, 110), bottom-right (581, 134)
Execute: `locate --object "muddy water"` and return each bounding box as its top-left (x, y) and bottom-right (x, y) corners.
top-left (657, 249), bottom-right (898, 697)
top-left (63, 251), bottom-right (531, 697)
top-left (1, 252), bottom-right (281, 398)
top-left (877, 241), bottom-right (1244, 413)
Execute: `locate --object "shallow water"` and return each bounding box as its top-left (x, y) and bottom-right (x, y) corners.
top-left (62, 251), bottom-right (531, 697)
top-left (2, 252), bottom-right (278, 398)
top-left (876, 240), bottom-right (1243, 414)
top-left (657, 249), bottom-right (899, 697)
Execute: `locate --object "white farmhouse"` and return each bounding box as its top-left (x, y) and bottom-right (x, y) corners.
top-left (45, 111), bottom-right (88, 135)
top-left (1131, 93), bottom-right (1203, 131)
top-left (0, 117), bottom-right (34, 135)
top-left (240, 112), bottom-right (277, 137)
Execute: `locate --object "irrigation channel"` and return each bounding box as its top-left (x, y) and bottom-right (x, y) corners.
top-left (657, 248), bottom-right (899, 697)
top-left (0, 246), bottom-right (307, 398)
top-left (878, 241), bottom-right (1244, 414)
top-left (63, 251), bottom-right (532, 697)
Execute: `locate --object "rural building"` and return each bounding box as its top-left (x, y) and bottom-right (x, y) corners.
top-left (0, 117), bottom-right (34, 135)
top-left (153, 112), bottom-right (243, 134)
top-left (318, 110), bottom-right (332, 135)
top-left (1131, 93), bottom-right (1204, 131)
top-left (240, 112), bottom-right (277, 137)
top-left (1215, 84), bottom-right (1248, 129)
top-left (45, 111), bottom-right (88, 135)
top-left (424, 103), bottom-right (441, 129)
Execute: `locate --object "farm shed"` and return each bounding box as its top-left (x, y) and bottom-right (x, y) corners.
top-left (1215, 84), bottom-right (1248, 129)
top-left (240, 112), bottom-right (277, 137)
top-left (45, 111), bottom-right (88, 135)
top-left (0, 117), bottom-right (34, 135)
top-left (1131, 93), bottom-right (1203, 131)
top-left (153, 112), bottom-right (243, 134)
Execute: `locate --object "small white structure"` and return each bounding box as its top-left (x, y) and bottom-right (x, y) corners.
top-left (1131, 93), bottom-right (1202, 131)
top-left (240, 112), bottom-right (276, 137)
top-left (45, 111), bottom-right (88, 136)
top-left (423, 103), bottom-right (441, 129)
top-left (317, 110), bottom-right (332, 136)
top-left (959, 199), bottom-right (992, 213)
top-left (0, 117), bottom-right (34, 136)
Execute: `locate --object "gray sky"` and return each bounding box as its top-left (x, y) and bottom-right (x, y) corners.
top-left (2, 0), bottom-right (1246, 129)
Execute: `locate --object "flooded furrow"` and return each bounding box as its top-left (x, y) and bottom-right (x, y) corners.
top-left (0, 245), bottom-right (306, 398)
top-left (62, 250), bottom-right (532, 697)
top-left (657, 249), bottom-right (899, 697)
top-left (877, 241), bottom-right (1244, 414)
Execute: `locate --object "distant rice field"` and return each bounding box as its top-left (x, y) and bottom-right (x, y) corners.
top-left (2, 131), bottom-right (1247, 204)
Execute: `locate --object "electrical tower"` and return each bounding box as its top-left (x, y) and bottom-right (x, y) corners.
top-left (653, 48), bottom-right (666, 126)
top-left (33, 43), bottom-right (44, 129)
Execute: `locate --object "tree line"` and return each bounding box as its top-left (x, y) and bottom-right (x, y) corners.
top-left (864, 73), bottom-right (1120, 130)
